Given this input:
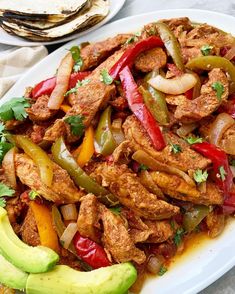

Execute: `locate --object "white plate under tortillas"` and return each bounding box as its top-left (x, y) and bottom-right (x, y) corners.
top-left (0, 0), bottom-right (126, 46)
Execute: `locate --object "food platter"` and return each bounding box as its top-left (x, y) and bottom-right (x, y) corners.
top-left (0, 0), bottom-right (126, 46)
top-left (2, 8), bottom-right (235, 294)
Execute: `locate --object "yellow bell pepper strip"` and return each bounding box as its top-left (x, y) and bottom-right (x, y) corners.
top-left (155, 22), bottom-right (185, 72)
top-left (30, 201), bottom-right (59, 253)
top-left (95, 106), bottom-right (117, 156)
top-left (14, 135), bottom-right (53, 187)
top-left (51, 137), bottom-right (118, 206)
top-left (76, 126), bottom-right (95, 167)
top-left (51, 205), bottom-right (92, 271)
top-left (60, 104), bottom-right (71, 113)
top-left (186, 56), bottom-right (235, 93)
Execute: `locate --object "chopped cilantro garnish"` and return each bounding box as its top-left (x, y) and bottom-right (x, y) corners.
top-left (173, 228), bottom-right (185, 247)
top-left (170, 220), bottom-right (175, 230)
top-left (109, 207), bottom-right (121, 215)
top-left (158, 266), bottom-right (168, 276)
top-left (70, 46), bottom-right (83, 72)
top-left (0, 97), bottom-right (30, 121)
top-left (218, 166), bottom-right (227, 181)
top-left (64, 79), bottom-right (90, 96)
top-left (170, 143), bottom-right (182, 154)
top-left (0, 123), bottom-right (13, 163)
top-left (193, 169), bottom-right (208, 184)
top-left (212, 82), bottom-right (224, 101)
top-left (138, 164), bottom-right (149, 171)
top-left (100, 69), bottom-right (113, 85)
top-left (185, 136), bottom-right (203, 145)
top-left (64, 115), bottom-right (85, 136)
top-left (200, 45), bottom-right (213, 56)
top-left (125, 31), bottom-right (141, 44)
top-left (0, 183), bottom-right (15, 207)
top-left (29, 190), bottom-right (40, 201)
top-left (0, 198), bottom-right (6, 208)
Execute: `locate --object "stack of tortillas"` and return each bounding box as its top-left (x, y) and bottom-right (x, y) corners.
top-left (0, 0), bottom-right (109, 41)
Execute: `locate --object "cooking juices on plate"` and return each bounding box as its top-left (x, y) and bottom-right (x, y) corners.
top-left (0, 16), bottom-right (235, 293)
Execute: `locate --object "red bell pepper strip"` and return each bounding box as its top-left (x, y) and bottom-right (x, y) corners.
top-left (191, 142), bottom-right (233, 196)
top-left (218, 94), bottom-right (235, 119)
top-left (109, 36), bottom-right (164, 80)
top-left (119, 66), bottom-right (166, 150)
top-left (73, 232), bottom-right (111, 269)
top-left (184, 88), bottom-right (194, 100)
top-left (32, 71), bottom-right (91, 99)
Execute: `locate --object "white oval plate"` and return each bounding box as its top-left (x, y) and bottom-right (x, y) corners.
top-left (2, 9), bottom-right (235, 294)
top-left (0, 0), bottom-right (126, 46)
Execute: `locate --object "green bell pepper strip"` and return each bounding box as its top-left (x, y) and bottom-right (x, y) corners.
top-left (51, 137), bottom-right (118, 206)
top-left (95, 106), bottom-right (117, 156)
top-left (186, 56), bottom-right (235, 93)
top-left (14, 135), bottom-right (53, 187)
top-left (183, 205), bottom-right (210, 233)
top-left (155, 22), bottom-right (185, 72)
top-left (51, 205), bottom-right (92, 272)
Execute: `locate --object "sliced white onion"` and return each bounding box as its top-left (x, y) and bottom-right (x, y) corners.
top-left (148, 73), bottom-right (197, 95)
top-left (60, 222), bottom-right (78, 249)
top-left (60, 204), bottom-right (78, 221)
top-left (224, 43), bottom-right (235, 61)
top-left (209, 113), bottom-right (234, 146)
top-left (112, 118), bottom-right (125, 145)
top-left (48, 52), bottom-right (74, 110)
top-left (176, 123), bottom-right (198, 138)
top-left (2, 147), bottom-right (17, 189)
top-left (230, 166), bottom-right (235, 178)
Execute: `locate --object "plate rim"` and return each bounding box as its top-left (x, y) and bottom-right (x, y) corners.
top-left (2, 8), bottom-right (235, 294)
top-left (0, 0), bottom-right (127, 47)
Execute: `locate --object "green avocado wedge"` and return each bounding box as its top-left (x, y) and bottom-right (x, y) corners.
top-left (26, 263), bottom-right (137, 294)
top-left (0, 207), bottom-right (59, 273)
top-left (0, 253), bottom-right (28, 290)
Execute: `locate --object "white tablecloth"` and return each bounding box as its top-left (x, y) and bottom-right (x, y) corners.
top-left (1, 0), bottom-right (235, 292)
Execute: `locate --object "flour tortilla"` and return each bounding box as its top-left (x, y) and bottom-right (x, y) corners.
top-left (1, 0), bottom-right (109, 41)
top-left (0, 0), bottom-right (90, 22)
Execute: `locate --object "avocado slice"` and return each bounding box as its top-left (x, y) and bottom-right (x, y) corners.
top-left (0, 253), bottom-right (28, 290)
top-left (26, 263), bottom-right (137, 294)
top-left (0, 207), bottom-right (59, 273)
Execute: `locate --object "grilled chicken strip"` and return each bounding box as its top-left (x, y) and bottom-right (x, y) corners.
top-left (100, 204), bottom-right (146, 264)
top-left (147, 171), bottom-right (223, 205)
top-left (123, 115), bottom-right (210, 172)
top-left (174, 68), bottom-right (229, 123)
top-left (15, 154), bottom-right (84, 204)
top-left (91, 162), bottom-right (179, 220)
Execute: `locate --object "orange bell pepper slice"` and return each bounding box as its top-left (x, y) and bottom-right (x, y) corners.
top-left (76, 126), bottom-right (95, 167)
top-left (60, 104), bottom-right (72, 113)
top-left (30, 201), bottom-right (60, 253)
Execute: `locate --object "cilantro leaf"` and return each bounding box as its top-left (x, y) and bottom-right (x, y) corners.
top-left (173, 228), bottom-right (185, 247)
top-left (0, 198), bottom-right (6, 208)
top-left (100, 69), bottom-right (113, 85)
top-left (212, 82), bottom-right (224, 101)
top-left (109, 207), bottom-right (121, 215)
top-left (185, 136), bottom-right (203, 145)
top-left (170, 143), bottom-right (182, 154)
top-left (29, 190), bottom-right (40, 200)
top-left (64, 115), bottom-right (85, 136)
top-left (0, 142), bottom-right (13, 163)
top-left (0, 122), bottom-right (5, 133)
top-left (0, 97), bottom-right (30, 121)
top-left (65, 79), bottom-right (90, 96)
top-left (193, 169), bottom-right (208, 184)
top-left (70, 46), bottom-right (83, 72)
top-left (0, 183), bottom-right (15, 197)
top-left (138, 164), bottom-right (149, 171)
top-left (218, 166), bottom-right (227, 181)
top-left (125, 31), bottom-right (141, 45)
top-left (200, 45), bottom-right (213, 56)
top-left (158, 266), bottom-right (168, 276)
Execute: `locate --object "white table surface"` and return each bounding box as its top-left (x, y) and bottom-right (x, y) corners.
top-left (114, 1), bottom-right (235, 293)
top-left (1, 0), bottom-right (235, 293)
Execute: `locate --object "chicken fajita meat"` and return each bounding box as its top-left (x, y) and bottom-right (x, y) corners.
top-left (0, 17), bottom-right (234, 294)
